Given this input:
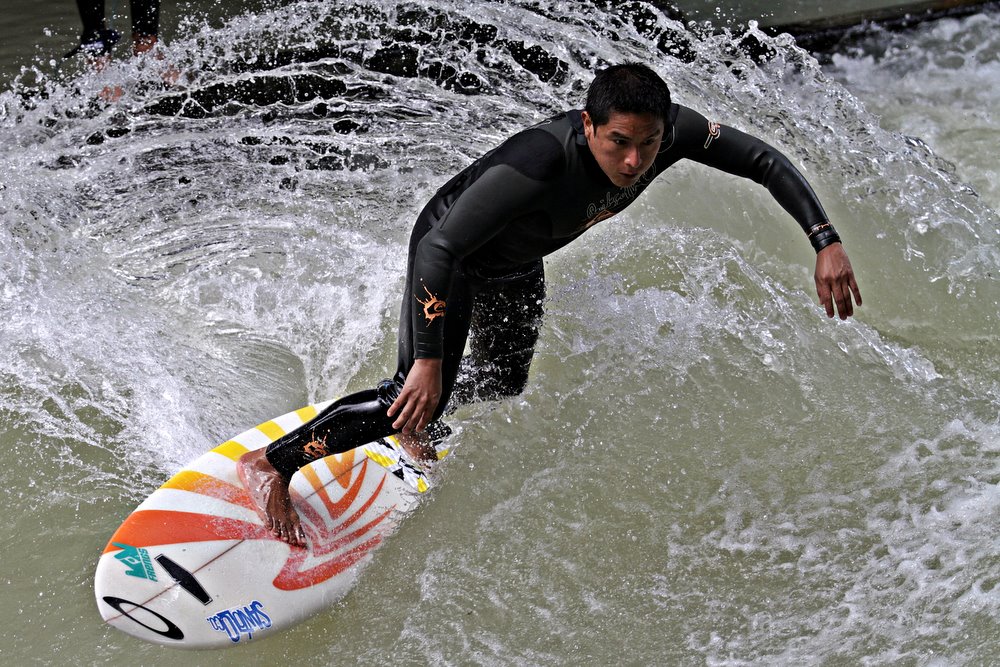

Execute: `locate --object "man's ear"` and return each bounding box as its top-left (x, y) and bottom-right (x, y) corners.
top-left (581, 110), bottom-right (594, 142)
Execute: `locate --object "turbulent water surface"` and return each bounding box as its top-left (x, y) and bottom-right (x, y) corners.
top-left (1, 1), bottom-right (998, 664)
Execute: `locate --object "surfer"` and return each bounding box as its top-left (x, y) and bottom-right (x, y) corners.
top-left (238, 62), bottom-right (862, 546)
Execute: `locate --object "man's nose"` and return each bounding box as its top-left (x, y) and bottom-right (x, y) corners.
top-left (624, 146), bottom-right (640, 168)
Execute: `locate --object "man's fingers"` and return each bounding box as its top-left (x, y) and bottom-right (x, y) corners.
top-left (387, 360), bottom-right (442, 432)
top-left (814, 244), bottom-right (863, 320)
top-left (414, 410), bottom-right (431, 434)
top-left (387, 389), bottom-right (409, 418)
top-left (827, 282), bottom-right (844, 319)
top-left (389, 389), bottom-right (409, 427)
top-left (816, 280), bottom-right (834, 318)
top-left (390, 393), bottom-right (429, 432)
top-left (391, 401), bottom-right (413, 430)
top-left (833, 281), bottom-right (851, 319)
top-left (403, 400), bottom-right (435, 433)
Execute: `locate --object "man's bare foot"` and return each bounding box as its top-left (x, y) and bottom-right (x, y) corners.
top-left (395, 431), bottom-right (437, 464)
top-left (98, 85), bottom-right (125, 102)
top-left (237, 449), bottom-right (306, 547)
top-left (132, 33), bottom-right (158, 56)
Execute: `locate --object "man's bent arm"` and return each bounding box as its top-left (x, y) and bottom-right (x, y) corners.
top-left (410, 133), bottom-right (562, 358)
top-left (668, 105), bottom-right (861, 316)
top-left (668, 105), bottom-right (837, 250)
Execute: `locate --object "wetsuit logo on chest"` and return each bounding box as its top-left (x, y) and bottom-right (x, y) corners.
top-left (582, 208), bottom-right (616, 229)
top-left (416, 284), bottom-right (446, 325)
top-left (582, 172), bottom-right (654, 230)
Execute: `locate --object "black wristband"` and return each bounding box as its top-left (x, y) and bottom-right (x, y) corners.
top-left (808, 223), bottom-right (841, 253)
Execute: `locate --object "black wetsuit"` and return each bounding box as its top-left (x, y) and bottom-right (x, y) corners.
top-left (265, 104), bottom-right (839, 479)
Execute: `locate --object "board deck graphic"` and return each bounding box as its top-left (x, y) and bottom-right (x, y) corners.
top-left (94, 400), bottom-right (446, 649)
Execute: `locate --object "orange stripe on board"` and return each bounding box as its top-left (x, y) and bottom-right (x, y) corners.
top-left (212, 440), bottom-right (249, 461)
top-left (159, 470), bottom-right (255, 510)
top-left (257, 420), bottom-right (285, 441)
top-left (297, 450), bottom-right (357, 502)
top-left (324, 450), bottom-right (357, 489)
top-left (102, 509), bottom-right (270, 554)
top-left (299, 465), bottom-right (324, 494)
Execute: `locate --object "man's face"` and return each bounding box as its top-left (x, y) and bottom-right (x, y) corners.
top-left (582, 110), bottom-right (665, 188)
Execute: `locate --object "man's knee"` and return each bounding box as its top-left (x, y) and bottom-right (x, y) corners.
top-left (476, 353), bottom-right (532, 400)
top-left (497, 362), bottom-right (531, 398)
top-left (448, 353), bottom-right (531, 409)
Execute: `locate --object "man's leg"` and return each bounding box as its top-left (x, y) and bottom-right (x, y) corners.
top-left (239, 213), bottom-right (477, 545)
top-left (449, 264), bottom-right (545, 409)
top-left (129, 0), bottom-right (160, 54)
top-left (66, 0), bottom-right (120, 58)
top-left (237, 385), bottom-right (398, 546)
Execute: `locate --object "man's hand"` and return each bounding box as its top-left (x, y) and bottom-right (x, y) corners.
top-left (387, 358), bottom-right (442, 433)
top-left (814, 243), bottom-right (862, 320)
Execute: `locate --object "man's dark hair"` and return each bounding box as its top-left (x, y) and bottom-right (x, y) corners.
top-left (585, 62), bottom-right (672, 127)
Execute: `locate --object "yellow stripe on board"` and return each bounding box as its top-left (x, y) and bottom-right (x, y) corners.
top-left (295, 405), bottom-right (318, 423)
top-left (257, 420), bottom-right (286, 442)
top-left (213, 440), bottom-right (249, 461)
top-left (366, 450), bottom-right (395, 468)
top-left (161, 469), bottom-right (208, 492)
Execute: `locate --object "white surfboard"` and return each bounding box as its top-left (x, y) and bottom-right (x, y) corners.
top-left (94, 400), bottom-right (445, 649)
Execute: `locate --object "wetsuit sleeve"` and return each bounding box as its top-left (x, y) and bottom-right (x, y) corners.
top-left (411, 131), bottom-right (562, 358)
top-left (666, 104), bottom-right (836, 249)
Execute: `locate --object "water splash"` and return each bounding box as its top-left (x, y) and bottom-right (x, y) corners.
top-left (1, 1), bottom-right (998, 663)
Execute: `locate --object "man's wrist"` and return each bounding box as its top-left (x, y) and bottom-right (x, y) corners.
top-left (808, 222), bottom-right (842, 253)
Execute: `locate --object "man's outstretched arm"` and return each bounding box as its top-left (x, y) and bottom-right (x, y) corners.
top-left (668, 104), bottom-right (862, 319)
